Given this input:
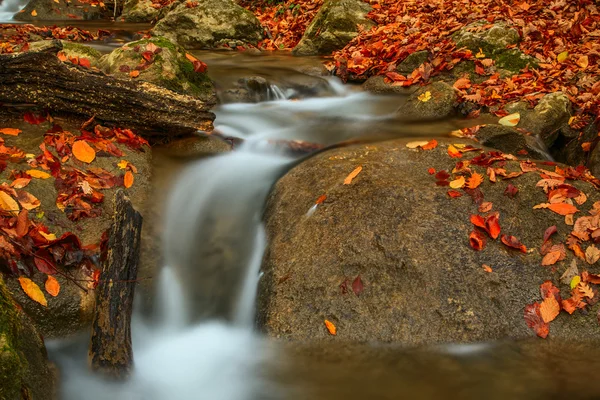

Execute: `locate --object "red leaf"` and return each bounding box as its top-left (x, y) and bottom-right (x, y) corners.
top-left (540, 281), bottom-right (561, 302)
top-left (352, 275), bottom-right (364, 296)
top-left (504, 183), bottom-right (518, 198)
top-left (447, 190), bottom-right (463, 198)
top-left (501, 234), bottom-right (527, 253)
top-left (485, 214), bottom-right (501, 239)
top-left (543, 226), bottom-right (557, 244)
top-left (23, 111), bottom-right (46, 125)
top-left (78, 58), bottom-right (91, 68)
top-left (192, 60), bottom-right (208, 73)
top-left (470, 214), bottom-right (486, 229)
top-left (469, 230), bottom-right (486, 250)
top-left (428, 168), bottom-right (436, 175)
top-left (34, 249), bottom-right (57, 274)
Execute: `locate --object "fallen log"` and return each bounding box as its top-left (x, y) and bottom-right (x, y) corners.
top-left (89, 190), bottom-right (142, 379)
top-left (0, 41), bottom-right (215, 135)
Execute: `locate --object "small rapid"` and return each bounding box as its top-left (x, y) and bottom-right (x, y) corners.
top-left (0, 0), bottom-right (23, 21)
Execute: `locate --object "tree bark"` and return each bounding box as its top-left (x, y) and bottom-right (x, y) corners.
top-left (89, 190), bottom-right (142, 379)
top-left (0, 41), bottom-right (215, 136)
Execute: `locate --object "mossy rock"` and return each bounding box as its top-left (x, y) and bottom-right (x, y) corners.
top-left (398, 81), bottom-right (457, 121)
top-left (0, 276), bottom-right (55, 400)
top-left (452, 20), bottom-right (520, 54)
top-left (293, 0), bottom-right (375, 56)
top-left (151, 0), bottom-right (263, 49)
top-left (120, 0), bottom-right (175, 22)
top-left (28, 40), bottom-right (103, 66)
top-left (495, 48), bottom-right (539, 74)
top-left (396, 50), bottom-right (430, 74)
top-left (13, 0), bottom-right (111, 21)
top-left (99, 36), bottom-right (216, 102)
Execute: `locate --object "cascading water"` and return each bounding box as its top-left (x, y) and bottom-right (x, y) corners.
top-left (0, 0), bottom-right (25, 20)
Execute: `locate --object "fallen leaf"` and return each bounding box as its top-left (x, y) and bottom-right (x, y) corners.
top-left (447, 190), bottom-right (463, 198)
top-left (501, 234), bottom-right (527, 253)
top-left (352, 275), bottom-right (364, 296)
top-left (482, 264), bottom-right (493, 273)
top-left (315, 194), bottom-right (327, 205)
top-left (582, 142), bottom-right (592, 152)
top-left (0, 191), bottom-right (19, 215)
top-left (146, 42), bottom-right (159, 53)
top-left (576, 55), bottom-right (589, 69)
top-left (585, 245), bottom-right (600, 264)
top-left (449, 176), bottom-right (466, 189)
top-left (343, 166), bottom-right (362, 185)
top-left (543, 226), bottom-right (557, 243)
top-left (31, 9), bottom-right (37, 16)
top-left (38, 231), bottom-right (56, 241)
top-left (45, 276), bottom-right (60, 297)
top-left (17, 191), bottom-right (40, 210)
top-left (504, 183), bottom-right (518, 198)
top-left (469, 230), bottom-right (486, 250)
top-left (418, 91), bottom-right (432, 102)
top-left (466, 172), bottom-right (483, 189)
top-left (498, 112), bottom-right (520, 126)
top-left (579, 282), bottom-right (594, 299)
top-left (0, 128), bottom-right (21, 136)
top-left (539, 296), bottom-right (560, 323)
top-left (533, 203), bottom-right (579, 216)
top-left (27, 170), bottom-right (51, 179)
top-left (124, 171), bottom-right (134, 188)
top-left (406, 141), bottom-right (429, 149)
top-left (570, 275), bottom-right (581, 289)
top-left (479, 202), bottom-right (493, 213)
top-left (18, 277), bottom-right (47, 306)
top-left (421, 139), bottom-right (438, 150)
top-left (57, 51), bottom-right (67, 62)
top-left (542, 251), bottom-right (562, 266)
top-left (130, 70), bottom-right (140, 78)
top-left (557, 51), bottom-right (569, 63)
top-left (447, 145), bottom-right (462, 158)
top-left (524, 302), bottom-right (549, 338)
top-left (324, 319), bottom-right (336, 335)
top-left (11, 178), bottom-right (30, 189)
top-left (428, 168), bottom-right (436, 175)
top-left (485, 214), bottom-right (501, 239)
top-left (72, 140), bottom-right (96, 163)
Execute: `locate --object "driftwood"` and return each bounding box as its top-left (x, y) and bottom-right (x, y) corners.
top-left (89, 190), bottom-right (142, 379)
top-left (0, 41), bottom-right (215, 135)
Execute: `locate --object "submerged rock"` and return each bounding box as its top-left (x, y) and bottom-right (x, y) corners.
top-left (13, 0), bottom-right (111, 21)
top-left (151, 0), bottom-right (263, 49)
top-left (0, 276), bottom-right (55, 399)
top-left (99, 36), bottom-right (216, 102)
top-left (259, 138), bottom-right (600, 344)
top-left (293, 0), bottom-right (375, 56)
top-left (475, 124), bottom-right (550, 160)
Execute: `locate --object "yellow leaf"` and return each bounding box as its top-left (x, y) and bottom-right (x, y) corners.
top-left (31, 9), bottom-right (37, 16)
top-left (570, 275), bottom-right (581, 289)
top-left (405, 141), bottom-right (429, 149)
top-left (0, 128), bottom-right (21, 136)
top-left (72, 140), bottom-right (96, 163)
top-left (557, 51), bottom-right (569, 63)
top-left (475, 48), bottom-right (486, 58)
top-left (124, 171), bottom-right (134, 188)
top-left (447, 144), bottom-right (462, 158)
top-left (0, 191), bottom-right (19, 215)
top-left (45, 276), bottom-right (60, 297)
top-left (343, 166), bottom-right (362, 185)
top-left (417, 91), bottom-right (432, 102)
top-left (27, 169), bottom-right (51, 179)
top-left (324, 319), bottom-right (336, 335)
top-left (498, 112), bottom-right (520, 126)
top-left (117, 160), bottom-right (129, 169)
top-left (449, 176), bottom-right (466, 189)
top-left (39, 231), bottom-right (56, 241)
top-left (576, 55), bottom-right (589, 69)
top-left (18, 277), bottom-right (47, 307)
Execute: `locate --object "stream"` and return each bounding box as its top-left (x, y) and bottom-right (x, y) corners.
top-left (2, 11), bottom-right (600, 399)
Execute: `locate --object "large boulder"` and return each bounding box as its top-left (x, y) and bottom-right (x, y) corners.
top-left (259, 137), bottom-right (600, 344)
top-left (120, 0), bottom-right (169, 22)
top-left (13, 0), bottom-right (111, 20)
top-left (292, 0), bottom-right (375, 56)
top-left (0, 276), bottom-right (55, 399)
top-left (99, 36), bottom-right (216, 102)
top-left (398, 81), bottom-right (457, 121)
top-left (151, 0), bottom-right (263, 49)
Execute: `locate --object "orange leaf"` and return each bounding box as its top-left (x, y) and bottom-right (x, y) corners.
top-left (447, 145), bottom-right (462, 158)
top-left (501, 234), bottom-right (527, 253)
top-left (524, 302), bottom-right (549, 338)
top-left (533, 203), bottom-right (579, 216)
top-left (45, 275), bottom-right (60, 297)
top-left (469, 230), bottom-right (486, 250)
top-left (582, 142), bottom-right (592, 152)
top-left (31, 9), bottom-right (37, 16)
top-left (539, 296), bottom-right (560, 323)
top-left (447, 190), bottom-right (462, 198)
top-left (578, 282), bottom-right (594, 299)
top-left (11, 177), bottom-right (30, 189)
top-left (421, 139), bottom-right (438, 150)
top-left (485, 214), bottom-right (501, 239)
top-left (315, 194), bottom-right (327, 205)
top-left (479, 202), bottom-right (493, 213)
top-left (541, 251), bottom-right (562, 266)
top-left (130, 70), bottom-right (140, 78)
top-left (185, 53), bottom-right (198, 62)
top-left (17, 191), bottom-right (40, 210)
top-left (124, 171), bottom-right (134, 188)
top-left (72, 140), bottom-right (96, 163)
top-left (343, 166), bottom-right (362, 185)
top-left (466, 172), bottom-right (483, 189)
top-left (18, 277), bottom-right (47, 306)
top-left (57, 51), bottom-right (67, 62)
top-left (324, 319), bottom-right (336, 335)
top-left (482, 264), bottom-right (493, 273)
top-left (0, 128), bottom-right (21, 136)
top-left (27, 169), bottom-right (51, 179)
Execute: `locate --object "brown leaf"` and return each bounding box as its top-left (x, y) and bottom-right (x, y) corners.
top-left (501, 234), bottom-right (527, 253)
top-left (45, 275), bottom-right (60, 297)
top-left (72, 140), bottom-right (96, 163)
top-left (524, 302), bottom-right (549, 338)
top-left (16, 191), bottom-right (40, 210)
top-left (478, 202), bottom-right (493, 213)
top-left (585, 245), bottom-right (600, 265)
top-left (18, 277), bottom-right (47, 307)
top-left (352, 275), bottom-right (364, 296)
top-left (343, 166), bottom-right (362, 185)
top-left (541, 251), bottom-right (562, 266)
top-left (578, 282), bottom-right (594, 299)
top-left (543, 226), bottom-right (557, 243)
top-left (560, 260), bottom-right (579, 285)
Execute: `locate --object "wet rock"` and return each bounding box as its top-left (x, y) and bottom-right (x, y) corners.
top-left (159, 134), bottom-right (232, 158)
top-left (292, 0), bottom-right (375, 56)
top-left (220, 74), bottom-right (334, 103)
top-left (396, 50), bottom-right (430, 74)
top-left (521, 92), bottom-right (571, 147)
top-left (28, 40), bottom-right (103, 67)
top-left (151, 0), bottom-right (263, 49)
top-left (99, 36), bottom-right (216, 102)
top-left (13, 0), bottom-right (111, 21)
top-left (362, 76), bottom-right (416, 96)
top-left (259, 137), bottom-right (600, 344)
top-left (476, 124), bottom-right (550, 160)
top-left (0, 276), bottom-right (55, 399)
top-left (398, 81), bottom-right (457, 121)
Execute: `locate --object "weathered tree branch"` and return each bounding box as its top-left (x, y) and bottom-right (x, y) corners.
top-left (89, 190), bottom-right (142, 379)
top-left (0, 41), bottom-right (215, 136)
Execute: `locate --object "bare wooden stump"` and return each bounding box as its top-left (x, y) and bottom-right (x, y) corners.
top-left (0, 41), bottom-right (215, 136)
top-left (89, 190), bottom-right (142, 379)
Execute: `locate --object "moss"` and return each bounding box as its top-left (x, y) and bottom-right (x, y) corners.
top-left (0, 276), bottom-right (25, 400)
top-left (494, 49), bottom-right (539, 73)
top-left (62, 41), bottom-right (102, 60)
